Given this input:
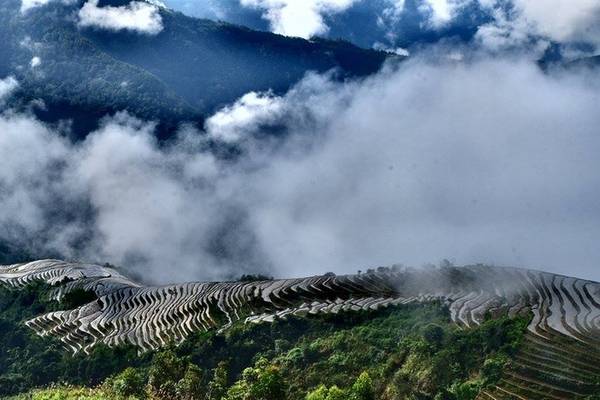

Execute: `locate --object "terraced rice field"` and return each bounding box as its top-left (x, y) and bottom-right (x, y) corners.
top-left (1, 259), bottom-right (599, 398)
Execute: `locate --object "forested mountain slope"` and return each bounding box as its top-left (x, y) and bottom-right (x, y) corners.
top-left (0, 0), bottom-right (391, 138)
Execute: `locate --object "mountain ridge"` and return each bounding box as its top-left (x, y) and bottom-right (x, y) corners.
top-left (1, 0), bottom-right (393, 139)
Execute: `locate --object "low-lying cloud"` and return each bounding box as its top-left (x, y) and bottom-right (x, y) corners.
top-left (205, 91), bottom-right (285, 143)
top-left (419, 0), bottom-right (461, 28)
top-left (240, 0), bottom-right (357, 38)
top-left (20, 0), bottom-right (76, 13)
top-left (473, 0), bottom-right (600, 55)
top-left (19, 0), bottom-right (164, 35)
top-left (223, 0), bottom-right (600, 55)
top-left (0, 77), bottom-right (19, 103)
top-left (422, 0), bottom-right (600, 52)
top-left (510, 0), bottom-right (600, 45)
top-left (1, 54), bottom-right (600, 283)
top-left (78, 0), bottom-right (164, 35)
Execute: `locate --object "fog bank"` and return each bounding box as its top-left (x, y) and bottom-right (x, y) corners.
top-left (1, 56), bottom-right (599, 283)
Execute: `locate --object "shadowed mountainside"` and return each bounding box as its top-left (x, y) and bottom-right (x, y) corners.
top-left (0, 0), bottom-right (392, 139)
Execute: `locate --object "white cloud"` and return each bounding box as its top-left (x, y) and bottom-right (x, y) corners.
top-left (21, 0), bottom-right (51, 13)
top-left (0, 111), bottom-right (240, 283)
top-left (1, 55), bottom-right (600, 283)
top-left (78, 0), bottom-right (164, 35)
top-left (206, 72), bottom-right (354, 143)
top-left (205, 92), bottom-right (284, 143)
top-left (19, 36), bottom-right (42, 52)
top-left (379, 0), bottom-right (469, 31)
top-left (394, 47), bottom-right (410, 56)
top-left (387, 0), bottom-right (406, 15)
top-left (30, 56), bottom-right (41, 68)
top-left (146, 0), bottom-right (167, 8)
top-left (0, 77), bottom-right (19, 104)
top-left (0, 112), bottom-right (71, 240)
top-left (420, 0), bottom-right (452, 27)
top-left (415, 0), bottom-right (476, 28)
top-left (20, 0), bottom-right (75, 13)
top-left (231, 58), bottom-right (600, 281)
top-left (70, 114), bottom-right (226, 282)
top-left (373, 42), bottom-right (410, 56)
top-left (379, 0), bottom-right (600, 49)
top-left (474, 0), bottom-right (600, 51)
top-left (474, 9), bottom-right (550, 57)
top-left (419, 0), bottom-right (600, 47)
top-left (511, 0), bottom-right (600, 45)
top-left (239, 0), bottom-right (358, 38)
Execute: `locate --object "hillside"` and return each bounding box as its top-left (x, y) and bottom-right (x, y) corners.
top-left (1, 260), bottom-right (599, 399)
top-left (0, 0), bottom-right (391, 138)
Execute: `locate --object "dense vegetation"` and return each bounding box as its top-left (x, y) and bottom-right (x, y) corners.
top-left (0, 280), bottom-right (531, 399)
top-left (0, 283), bottom-right (150, 396)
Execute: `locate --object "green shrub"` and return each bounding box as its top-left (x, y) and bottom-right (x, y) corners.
top-left (60, 289), bottom-right (97, 310)
top-left (325, 386), bottom-right (346, 400)
top-left (306, 385), bottom-right (347, 400)
top-left (176, 364), bottom-right (205, 400)
top-left (16, 386), bottom-right (111, 400)
top-left (306, 385), bottom-right (329, 400)
top-left (349, 372), bottom-right (375, 400)
top-left (481, 355), bottom-right (508, 386)
top-left (109, 367), bottom-right (146, 398)
top-left (225, 358), bottom-right (286, 400)
top-left (449, 380), bottom-right (482, 400)
top-left (207, 361), bottom-right (229, 400)
top-left (422, 324), bottom-right (445, 348)
top-left (147, 350), bottom-right (187, 399)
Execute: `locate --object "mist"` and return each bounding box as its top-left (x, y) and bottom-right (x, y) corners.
top-left (1, 54), bottom-right (599, 283)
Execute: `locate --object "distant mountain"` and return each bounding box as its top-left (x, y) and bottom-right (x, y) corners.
top-left (0, 0), bottom-right (391, 138)
top-left (164, 0), bottom-right (490, 50)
